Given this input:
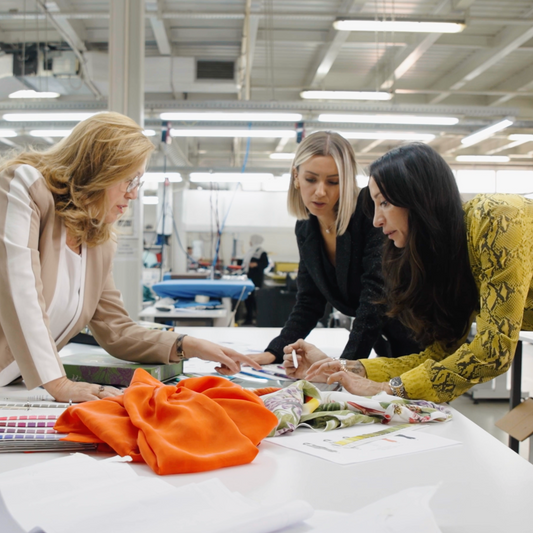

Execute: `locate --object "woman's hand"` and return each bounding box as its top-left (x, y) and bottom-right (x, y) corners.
top-left (306, 358), bottom-right (389, 396)
top-left (182, 336), bottom-right (262, 375)
top-left (325, 372), bottom-right (389, 396)
top-left (43, 376), bottom-right (122, 403)
top-left (247, 351), bottom-right (276, 365)
top-left (282, 339), bottom-right (330, 380)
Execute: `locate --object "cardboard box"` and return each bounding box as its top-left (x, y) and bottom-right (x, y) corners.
top-left (495, 398), bottom-right (533, 441)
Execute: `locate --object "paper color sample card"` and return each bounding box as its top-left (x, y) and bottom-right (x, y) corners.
top-left (267, 424), bottom-right (460, 465)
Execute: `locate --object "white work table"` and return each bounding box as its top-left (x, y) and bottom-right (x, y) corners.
top-left (1, 327), bottom-right (532, 532)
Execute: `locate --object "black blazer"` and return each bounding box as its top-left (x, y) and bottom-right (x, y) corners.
top-left (266, 189), bottom-right (418, 363)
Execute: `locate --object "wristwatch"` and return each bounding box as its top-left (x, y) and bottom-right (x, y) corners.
top-left (389, 376), bottom-right (407, 398)
top-left (174, 334), bottom-right (188, 362)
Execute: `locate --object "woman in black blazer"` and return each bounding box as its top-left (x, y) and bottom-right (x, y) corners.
top-left (251, 131), bottom-right (418, 372)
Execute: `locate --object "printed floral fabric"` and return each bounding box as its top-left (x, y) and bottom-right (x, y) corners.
top-left (261, 380), bottom-right (452, 437)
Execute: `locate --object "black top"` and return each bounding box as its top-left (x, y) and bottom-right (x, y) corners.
top-left (247, 251), bottom-right (269, 288)
top-left (265, 189), bottom-right (418, 364)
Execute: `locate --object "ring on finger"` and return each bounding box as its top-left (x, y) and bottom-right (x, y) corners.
top-left (339, 360), bottom-right (348, 373)
top-left (98, 385), bottom-right (105, 393)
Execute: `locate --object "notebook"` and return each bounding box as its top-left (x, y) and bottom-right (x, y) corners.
top-left (61, 353), bottom-right (183, 387)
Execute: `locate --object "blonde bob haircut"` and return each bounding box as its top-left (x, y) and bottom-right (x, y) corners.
top-left (0, 111), bottom-right (154, 247)
top-left (287, 131), bottom-right (359, 236)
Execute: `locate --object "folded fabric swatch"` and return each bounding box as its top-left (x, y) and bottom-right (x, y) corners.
top-left (262, 381), bottom-right (452, 436)
top-left (55, 369), bottom-right (278, 475)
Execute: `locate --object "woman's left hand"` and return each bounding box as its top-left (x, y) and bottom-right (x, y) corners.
top-left (182, 336), bottom-right (262, 375)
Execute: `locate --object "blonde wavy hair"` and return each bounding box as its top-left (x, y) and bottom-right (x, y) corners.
top-left (287, 131), bottom-right (359, 236)
top-left (0, 111), bottom-right (154, 247)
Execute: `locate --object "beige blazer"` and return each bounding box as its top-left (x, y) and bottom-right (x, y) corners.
top-left (0, 164), bottom-right (176, 390)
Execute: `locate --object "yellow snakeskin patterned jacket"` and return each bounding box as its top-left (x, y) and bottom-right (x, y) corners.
top-left (361, 194), bottom-right (533, 403)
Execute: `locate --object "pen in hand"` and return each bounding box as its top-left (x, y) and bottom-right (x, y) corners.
top-left (292, 349), bottom-right (299, 369)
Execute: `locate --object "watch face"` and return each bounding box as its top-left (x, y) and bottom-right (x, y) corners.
top-left (390, 377), bottom-right (402, 388)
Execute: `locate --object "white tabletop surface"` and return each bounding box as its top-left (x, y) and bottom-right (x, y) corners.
top-left (1, 327), bottom-right (532, 533)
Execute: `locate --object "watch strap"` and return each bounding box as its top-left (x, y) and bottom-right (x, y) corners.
top-left (175, 334), bottom-right (188, 362)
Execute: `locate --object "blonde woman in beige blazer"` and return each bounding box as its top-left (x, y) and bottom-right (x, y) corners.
top-left (0, 112), bottom-right (259, 403)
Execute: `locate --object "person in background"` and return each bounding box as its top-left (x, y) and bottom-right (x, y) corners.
top-left (299, 142), bottom-right (533, 403)
top-left (242, 234), bottom-right (269, 325)
top-left (249, 131), bottom-right (419, 370)
top-left (0, 112), bottom-right (260, 403)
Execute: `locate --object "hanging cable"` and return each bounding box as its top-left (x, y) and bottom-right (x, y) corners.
top-left (210, 123), bottom-right (253, 272)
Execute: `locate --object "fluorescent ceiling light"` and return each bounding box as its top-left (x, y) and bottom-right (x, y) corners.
top-left (341, 131), bottom-right (435, 142)
top-left (190, 173), bottom-right (274, 183)
top-left (4, 112), bottom-right (97, 122)
top-left (161, 112), bottom-right (302, 122)
top-left (333, 17), bottom-right (465, 33)
top-left (143, 172), bottom-right (182, 182)
top-left (461, 118), bottom-right (514, 147)
top-left (0, 129), bottom-right (17, 138)
top-left (269, 153), bottom-right (295, 160)
top-left (319, 114), bottom-right (459, 126)
top-left (143, 129), bottom-right (157, 137)
top-left (9, 90), bottom-right (60, 99)
top-left (301, 90), bottom-right (392, 101)
top-left (142, 196), bottom-right (159, 205)
top-left (456, 155), bottom-right (510, 163)
top-left (29, 130), bottom-right (72, 137)
top-left (508, 134), bottom-right (533, 142)
top-left (171, 129), bottom-right (295, 138)
top-left (508, 153), bottom-right (533, 159)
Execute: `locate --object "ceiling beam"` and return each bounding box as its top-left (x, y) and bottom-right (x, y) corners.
top-left (238, 0), bottom-right (259, 101)
top-left (487, 64), bottom-right (533, 106)
top-left (304, 0), bottom-right (367, 88)
top-left (452, 0), bottom-right (477, 9)
top-left (428, 7), bottom-right (533, 104)
top-left (36, 0), bottom-right (102, 99)
top-left (376, 0), bottom-right (452, 90)
top-left (147, 0), bottom-right (171, 55)
top-left (45, 0), bottom-right (88, 52)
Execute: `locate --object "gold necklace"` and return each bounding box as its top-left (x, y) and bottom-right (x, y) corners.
top-left (319, 219), bottom-right (336, 234)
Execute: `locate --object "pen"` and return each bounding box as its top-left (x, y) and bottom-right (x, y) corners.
top-left (292, 349), bottom-right (299, 369)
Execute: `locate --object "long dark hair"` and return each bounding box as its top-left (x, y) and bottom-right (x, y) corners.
top-left (365, 143), bottom-right (478, 347)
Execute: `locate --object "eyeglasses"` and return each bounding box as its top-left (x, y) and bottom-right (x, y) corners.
top-left (125, 175), bottom-right (144, 193)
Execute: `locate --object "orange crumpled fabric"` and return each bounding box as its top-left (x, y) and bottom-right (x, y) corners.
top-left (54, 369), bottom-right (278, 475)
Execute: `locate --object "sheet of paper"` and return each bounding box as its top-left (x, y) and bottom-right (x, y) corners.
top-left (0, 454), bottom-right (314, 533)
top-left (0, 492), bottom-right (27, 533)
top-left (267, 424), bottom-right (460, 465)
top-left (182, 359), bottom-right (284, 384)
top-left (217, 339), bottom-right (265, 354)
top-left (300, 485), bottom-right (441, 533)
